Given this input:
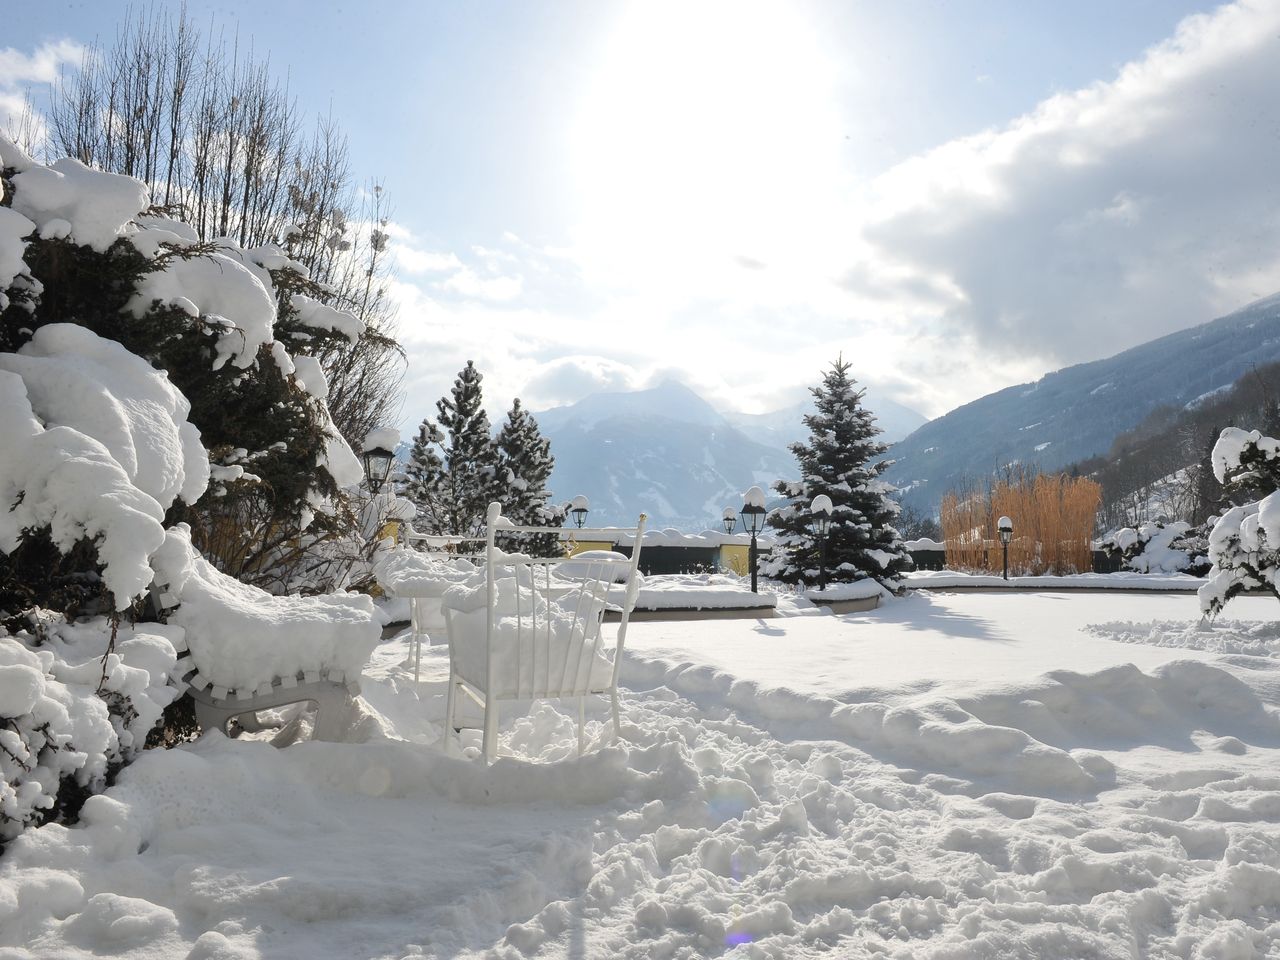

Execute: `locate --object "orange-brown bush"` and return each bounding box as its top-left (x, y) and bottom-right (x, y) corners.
top-left (941, 468), bottom-right (1101, 575)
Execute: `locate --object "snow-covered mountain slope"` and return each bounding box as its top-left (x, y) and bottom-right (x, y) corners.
top-left (534, 379), bottom-right (925, 528)
top-left (886, 292), bottom-right (1280, 514)
top-left (723, 390), bottom-right (926, 450)
top-left (537, 381), bottom-right (793, 528)
top-left (536, 379), bottom-right (924, 528)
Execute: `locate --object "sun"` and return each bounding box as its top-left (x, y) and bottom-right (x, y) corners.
top-left (568, 1), bottom-right (848, 296)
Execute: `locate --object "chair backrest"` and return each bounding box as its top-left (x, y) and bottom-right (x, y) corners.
top-left (479, 501), bottom-right (647, 699)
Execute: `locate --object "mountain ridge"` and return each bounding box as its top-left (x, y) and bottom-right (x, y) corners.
top-left (885, 292), bottom-right (1280, 514)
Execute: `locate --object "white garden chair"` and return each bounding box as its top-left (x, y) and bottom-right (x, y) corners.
top-left (442, 501), bottom-right (646, 761)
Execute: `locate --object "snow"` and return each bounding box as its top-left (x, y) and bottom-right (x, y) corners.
top-left (289, 293), bottom-right (364, 344)
top-left (362, 426), bottom-right (400, 452)
top-left (0, 206), bottom-right (35, 309)
top-left (0, 325), bottom-right (212, 609)
top-left (0, 618), bottom-right (179, 841)
top-left (802, 578), bottom-right (889, 602)
top-left (151, 526), bottom-right (380, 695)
top-left (126, 251), bottom-right (278, 371)
top-left (743, 485), bottom-right (767, 508)
top-left (905, 570), bottom-right (1205, 590)
top-left (8, 156), bottom-right (148, 252)
top-left (904, 537), bottom-right (944, 551)
top-left (441, 569), bottom-right (614, 697)
top-left (629, 573), bottom-right (776, 611)
top-left (0, 323), bottom-right (209, 508)
top-left (8, 586), bottom-right (1280, 956)
top-left (1212, 426), bottom-right (1280, 484)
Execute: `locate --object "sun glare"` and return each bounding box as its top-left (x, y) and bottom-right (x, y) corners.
top-left (569, 1), bottom-right (848, 297)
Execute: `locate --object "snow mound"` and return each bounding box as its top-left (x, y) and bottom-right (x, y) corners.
top-left (0, 324), bottom-right (212, 608)
top-left (9, 156), bottom-right (148, 252)
top-left (290, 293), bottom-right (363, 344)
top-left (0, 619), bottom-right (180, 841)
top-left (0, 324), bottom-right (209, 508)
top-left (373, 546), bottom-right (476, 597)
top-left (151, 527), bottom-right (379, 694)
top-left (126, 251), bottom-right (277, 371)
top-left (1087, 618), bottom-right (1280, 658)
top-left (442, 571), bottom-right (615, 697)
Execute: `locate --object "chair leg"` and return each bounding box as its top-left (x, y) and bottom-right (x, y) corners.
top-left (413, 632), bottom-right (422, 683)
top-left (578, 697), bottom-right (586, 756)
top-left (611, 687), bottom-right (621, 740)
top-left (482, 698), bottom-right (499, 762)
top-left (444, 675), bottom-right (458, 755)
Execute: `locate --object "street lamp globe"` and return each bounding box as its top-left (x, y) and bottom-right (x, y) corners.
top-left (740, 485), bottom-right (767, 535)
top-left (568, 494), bottom-right (590, 529)
top-left (997, 516), bottom-right (1013, 545)
top-left (722, 507), bottom-right (738, 535)
top-left (809, 494), bottom-right (833, 537)
top-left (361, 427), bottom-right (399, 495)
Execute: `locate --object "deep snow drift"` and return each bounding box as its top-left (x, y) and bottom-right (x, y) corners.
top-left (3, 590), bottom-right (1280, 958)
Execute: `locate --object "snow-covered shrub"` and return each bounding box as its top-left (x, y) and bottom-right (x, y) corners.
top-left (763, 357), bottom-right (911, 590)
top-left (1200, 427), bottom-right (1280, 616)
top-left (1099, 519), bottom-right (1210, 576)
top-left (0, 134), bottom-right (369, 599)
top-left (0, 618), bottom-right (180, 843)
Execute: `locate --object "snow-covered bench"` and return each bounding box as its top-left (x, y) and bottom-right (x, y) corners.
top-left (151, 526), bottom-right (380, 742)
top-left (441, 502), bottom-right (647, 760)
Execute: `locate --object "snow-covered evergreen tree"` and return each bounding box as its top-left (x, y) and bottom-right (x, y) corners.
top-left (1200, 426), bottom-right (1280, 616)
top-left (494, 398), bottom-right (563, 553)
top-left (405, 361), bottom-right (498, 535)
top-left (762, 357), bottom-right (911, 589)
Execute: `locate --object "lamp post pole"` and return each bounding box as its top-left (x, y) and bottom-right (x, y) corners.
top-left (998, 516), bottom-right (1013, 581)
top-left (810, 494), bottom-right (833, 592)
top-left (741, 486), bottom-right (767, 594)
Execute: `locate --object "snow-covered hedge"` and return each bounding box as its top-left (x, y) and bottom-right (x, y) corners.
top-left (1200, 428), bottom-right (1280, 617)
top-left (1098, 519), bottom-right (1210, 576)
top-left (0, 619), bottom-right (180, 842)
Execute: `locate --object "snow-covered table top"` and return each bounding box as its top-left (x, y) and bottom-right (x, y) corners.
top-left (373, 547), bottom-right (478, 598)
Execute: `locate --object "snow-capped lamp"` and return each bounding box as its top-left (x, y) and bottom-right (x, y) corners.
top-left (722, 506), bottom-right (738, 535)
top-left (361, 427), bottom-right (399, 495)
top-left (810, 494), bottom-right (834, 592)
top-left (569, 494), bottom-right (590, 528)
top-left (740, 486), bottom-right (768, 593)
top-left (997, 515), bottom-right (1014, 581)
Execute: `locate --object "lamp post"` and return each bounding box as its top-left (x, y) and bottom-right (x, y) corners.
top-left (361, 428), bottom-right (398, 542)
top-left (361, 444), bottom-right (396, 495)
top-left (997, 515), bottom-right (1013, 581)
top-left (810, 494), bottom-right (833, 592)
top-left (568, 494), bottom-right (590, 529)
top-left (741, 486), bottom-right (767, 593)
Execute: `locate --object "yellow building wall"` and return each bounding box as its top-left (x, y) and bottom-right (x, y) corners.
top-left (720, 544), bottom-right (750, 575)
top-left (565, 539), bottom-right (616, 557)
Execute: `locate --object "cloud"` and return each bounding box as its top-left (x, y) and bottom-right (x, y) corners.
top-left (0, 40), bottom-right (84, 144)
top-left (851, 0), bottom-right (1280, 367)
top-left (519, 356), bottom-right (642, 410)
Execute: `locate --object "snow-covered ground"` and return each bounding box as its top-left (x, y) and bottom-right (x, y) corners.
top-left (4, 589), bottom-right (1280, 958)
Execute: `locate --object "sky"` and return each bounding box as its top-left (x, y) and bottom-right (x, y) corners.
top-left (5, 0), bottom-right (1279, 435)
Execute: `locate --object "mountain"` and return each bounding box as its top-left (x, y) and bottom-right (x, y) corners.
top-left (722, 390), bottom-right (926, 449)
top-left (535, 381), bottom-right (792, 528)
top-left (534, 379), bottom-right (927, 529)
top-left (885, 292), bottom-right (1280, 515)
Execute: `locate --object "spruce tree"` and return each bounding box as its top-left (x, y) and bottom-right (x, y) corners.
top-left (495, 398), bottom-right (563, 554)
top-left (762, 357), bottom-right (912, 589)
top-left (406, 361), bottom-right (498, 535)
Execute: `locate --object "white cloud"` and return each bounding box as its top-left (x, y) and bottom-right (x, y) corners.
top-left (0, 40), bottom-right (84, 146)
top-left (851, 0), bottom-right (1280, 367)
